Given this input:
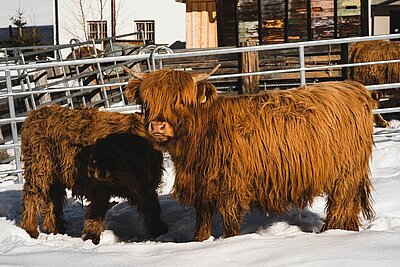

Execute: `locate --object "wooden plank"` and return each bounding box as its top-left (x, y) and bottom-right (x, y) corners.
top-left (187, 0), bottom-right (215, 2)
top-left (193, 2), bottom-right (199, 48)
top-left (339, 15), bottom-right (361, 37)
top-left (200, 2), bottom-right (208, 48)
top-left (338, 0), bottom-right (360, 16)
top-left (218, 0), bottom-right (236, 46)
top-left (311, 0), bottom-right (334, 40)
top-left (163, 44), bottom-right (344, 86)
top-left (237, 0), bottom-right (259, 43)
top-left (208, 1), bottom-right (218, 47)
top-left (287, 0), bottom-right (308, 42)
top-left (186, 3), bottom-right (194, 48)
top-left (186, 0), bottom-right (218, 48)
top-left (240, 41), bottom-right (260, 94)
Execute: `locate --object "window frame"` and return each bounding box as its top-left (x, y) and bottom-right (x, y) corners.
top-left (87, 20), bottom-right (108, 40)
top-left (134, 20), bottom-right (155, 43)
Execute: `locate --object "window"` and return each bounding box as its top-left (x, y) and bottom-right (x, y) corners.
top-left (87, 21), bottom-right (107, 39)
top-left (134, 20), bottom-right (155, 43)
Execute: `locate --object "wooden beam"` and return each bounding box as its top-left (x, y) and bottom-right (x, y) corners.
top-left (284, 0), bottom-right (289, 42)
top-left (361, 0), bottom-right (369, 36)
top-left (239, 41), bottom-right (260, 94)
top-left (257, 0), bottom-right (262, 44)
top-left (376, 0), bottom-right (399, 6)
top-left (234, 0), bottom-right (239, 47)
top-left (334, 0), bottom-right (338, 38)
top-left (307, 0), bottom-right (312, 40)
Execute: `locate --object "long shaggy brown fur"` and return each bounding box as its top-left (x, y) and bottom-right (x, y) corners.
top-left (19, 105), bottom-right (167, 244)
top-left (348, 40), bottom-right (400, 127)
top-left (125, 68), bottom-right (375, 241)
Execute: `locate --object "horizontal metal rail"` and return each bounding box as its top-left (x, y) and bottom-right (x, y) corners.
top-left (0, 31), bottom-right (144, 60)
top-left (1, 33), bottom-right (400, 183)
top-left (1, 33), bottom-right (399, 72)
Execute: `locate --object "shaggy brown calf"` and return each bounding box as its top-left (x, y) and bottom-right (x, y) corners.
top-left (125, 66), bottom-right (375, 241)
top-left (19, 105), bottom-right (167, 244)
top-left (348, 40), bottom-right (400, 127)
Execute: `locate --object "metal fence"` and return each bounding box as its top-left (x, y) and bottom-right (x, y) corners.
top-left (1, 33), bottom-right (400, 183)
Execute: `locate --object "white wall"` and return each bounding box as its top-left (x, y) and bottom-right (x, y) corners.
top-left (58, 0), bottom-right (185, 46)
top-left (373, 16), bottom-right (390, 35)
top-left (0, 0), bottom-right (53, 27)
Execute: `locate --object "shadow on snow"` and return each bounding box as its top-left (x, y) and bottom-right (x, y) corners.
top-left (0, 189), bottom-right (323, 243)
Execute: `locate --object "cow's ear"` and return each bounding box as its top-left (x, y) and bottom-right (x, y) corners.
top-left (197, 82), bottom-right (218, 104)
top-left (125, 77), bottom-right (143, 103)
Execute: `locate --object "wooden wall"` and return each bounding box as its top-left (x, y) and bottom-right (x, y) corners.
top-left (311, 0), bottom-right (335, 40)
top-left (338, 0), bottom-right (361, 37)
top-left (184, 0), bottom-right (364, 47)
top-left (216, 0), bottom-right (237, 46)
top-left (186, 0), bottom-right (218, 48)
top-left (287, 0), bottom-right (309, 42)
top-left (237, 0), bottom-right (259, 44)
top-left (260, 0), bottom-right (286, 44)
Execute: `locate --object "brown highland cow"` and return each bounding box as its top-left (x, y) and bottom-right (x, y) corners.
top-left (124, 66), bottom-right (375, 241)
top-left (19, 105), bottom-right (167, 244)
top-left (348, 40), bottom-right (400, 127)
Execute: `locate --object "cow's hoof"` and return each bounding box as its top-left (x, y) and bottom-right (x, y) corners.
top-left (194, 231), bottom-right (211, 242)
top-left (82, 233), bottom-right (100, 245)
top-left (26, 229), bottom-right (39, 239)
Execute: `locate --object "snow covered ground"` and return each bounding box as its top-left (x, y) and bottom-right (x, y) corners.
top-left (1, 124), bottom-right (400, 266)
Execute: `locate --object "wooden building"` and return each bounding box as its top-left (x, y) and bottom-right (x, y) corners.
top-left (179, 0), bottom-right (369, 48)
top-left (372, 0), bottom-right (400, 35)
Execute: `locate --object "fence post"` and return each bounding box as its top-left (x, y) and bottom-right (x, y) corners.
top-left (341, 43), bottom-right (349, 80)
top-left (109, 38), bottom-right (126, 104)
top-left (14, 49), bottom-right (36, 111)
top-left (5, 70), bottom-right (23, 184)
top-left (57, 49), bottom-right (75, 108)
top-left (239, 41), bottom-right (260, 94)
top-left (90, 39), bottom-right (110, 108)
top-left (299, 45), bottom-right (306, 85)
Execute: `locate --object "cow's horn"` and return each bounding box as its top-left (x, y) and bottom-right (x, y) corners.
top-left (121, 66), bottom-right (146, 80)
top-left (192, 64), bottom-right (221, 83)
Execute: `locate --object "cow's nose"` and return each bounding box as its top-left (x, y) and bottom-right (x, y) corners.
top-left (150, 121), bottom-right (166, 133)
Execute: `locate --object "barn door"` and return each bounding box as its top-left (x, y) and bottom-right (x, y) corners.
top-left (186, 0), bottom-right (218, 48)
top-left (390, 10), bottom-right (400, 34)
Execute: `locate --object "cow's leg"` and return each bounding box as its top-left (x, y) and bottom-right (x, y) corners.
top-left (19, 157), bottom-right (53, 239)
top-left (137, 190), bottom-right (168, 237)
top-left (322, 176), bottom-right (360, 232)
top-left (42, 181), bottom-right (66, 235)
top-left (219, 204), bottom-right (246, 238)
top-left (82, 188), bottom-right (110, 245)
top-left (374, 114), bottom-right (390, 128)
top-left (194, 202), bottom-right (214, 241)
top-left (19, 183), bottom-right (44, 239)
